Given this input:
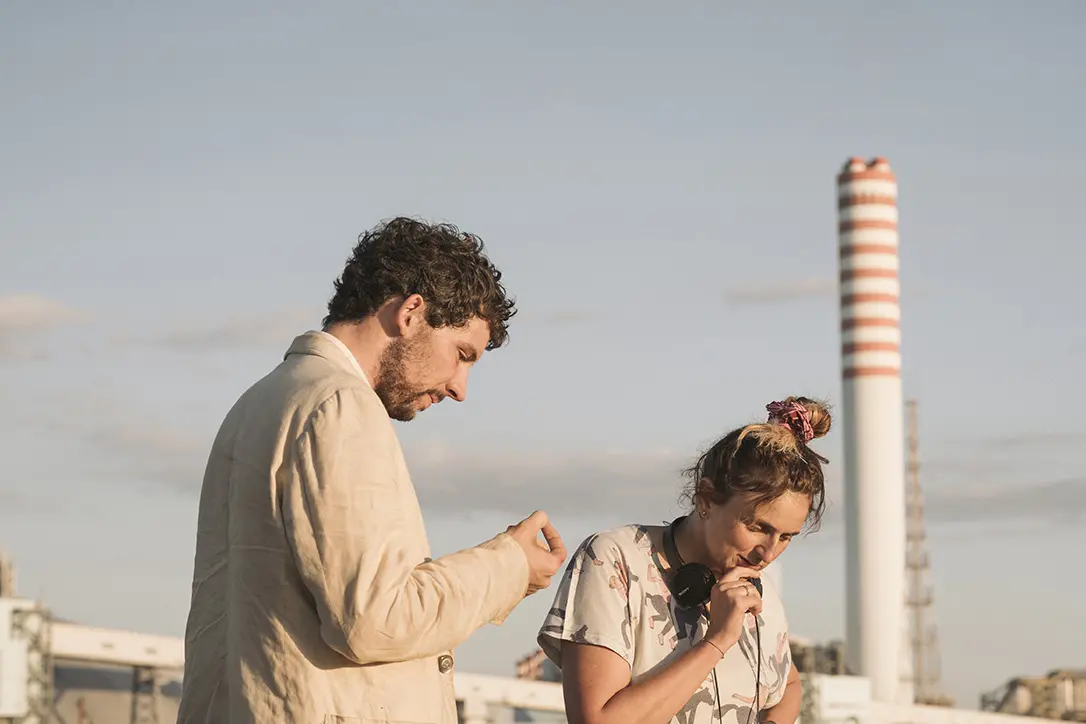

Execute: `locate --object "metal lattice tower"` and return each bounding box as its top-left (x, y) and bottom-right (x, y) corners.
top-left (904, 400), bottom-right (953, 707)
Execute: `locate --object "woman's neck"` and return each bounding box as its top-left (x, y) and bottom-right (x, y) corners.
top-left (673, 515), bottom-right (709, 570)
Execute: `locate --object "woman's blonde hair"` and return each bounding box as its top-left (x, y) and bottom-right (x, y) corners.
top-left (680, 396), bottom-right (832, 531)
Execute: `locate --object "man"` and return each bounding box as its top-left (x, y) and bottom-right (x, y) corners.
top-left (177, 217), bottom-right (567, 723)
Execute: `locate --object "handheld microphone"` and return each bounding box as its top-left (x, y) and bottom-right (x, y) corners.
top-left (747, 576), bottom-right (762, 596)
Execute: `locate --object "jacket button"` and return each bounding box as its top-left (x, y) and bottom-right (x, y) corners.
top-left (437, 654), bottom-right (454, 674)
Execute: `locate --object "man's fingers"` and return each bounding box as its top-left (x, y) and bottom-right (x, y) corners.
top-left (515, 510), bottom-right (553, 537)
top-left (526, 509), bottom-right (549, 530)
top-left (540, 522), bottom-right (567, 559)
top-left (512, 509), bottom-right (547, 532)
top-left (510, 511), bottom-right (566, 576)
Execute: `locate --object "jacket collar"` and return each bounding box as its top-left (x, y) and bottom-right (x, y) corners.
top-left (285, 330), bottom-right (371, 387)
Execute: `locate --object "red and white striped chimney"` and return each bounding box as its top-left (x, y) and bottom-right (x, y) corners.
top-left (837, 156), bottom-right (908, 704)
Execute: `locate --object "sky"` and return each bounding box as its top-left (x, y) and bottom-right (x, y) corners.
top-left (2, 0), bottom-right (1084, 711)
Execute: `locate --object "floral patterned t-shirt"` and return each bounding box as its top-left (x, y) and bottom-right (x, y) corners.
top-left (537, 524), bottom-right (793, 724)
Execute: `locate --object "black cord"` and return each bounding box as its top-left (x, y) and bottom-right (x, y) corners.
top-left (666, 518), bottom-right (763, 723)
top-left (712, 666), bottom-right (722, 720)
top-left (699, 601), bottom-right (724, 721)
top-left (704, 604), bottom-right (760, 724)
top-left (748, 620), bottom-right (762, 724)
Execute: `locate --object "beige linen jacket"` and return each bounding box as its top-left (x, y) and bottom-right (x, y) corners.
top-left (177, 331), bottom-right (529, 724)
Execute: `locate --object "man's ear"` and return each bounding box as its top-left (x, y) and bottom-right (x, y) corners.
top-left (392, 293), bottom-right (427, 337)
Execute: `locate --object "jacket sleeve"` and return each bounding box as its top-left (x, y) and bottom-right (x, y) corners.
top-left (280, 387), bottom-right (530, 665)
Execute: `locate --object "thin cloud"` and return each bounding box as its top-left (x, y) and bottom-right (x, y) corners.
top-left (410, 447), bottom-right (1080, 531)
top-left (923, 431), bottom-right (1083, 482)
top-left (0, 488), bottom-right (59, 516)
top-left (29, 397), bottom-right (211, 494)
top-left (407, 444), bottom-right (690, 522)
top-left (133, 305), bottom-right (591, 352)
top-left (922, 457), bottom-right (1015, 478)
top-left (0, 294), bottom-right (88, 359)
top-left (722, 278), bottom-right (836, 306)
top-left (937, 430), bottom-right (1086, 452)
top-left (533, 310), bottom-right (592, 327)
top-left (406, 443), bottom-right (849, 530)
top-left (925, 477), bottom-right (1086, 526)
top-left (0, 294), bottom-right (85, 329)
top-left (49, 402), bottom-right (1084, 531)
top-left (84, 422), bottom-right (209, 493)
top-left (487, 308), bottom-right (593, 329)
top-left (977, 432), bottom-right (1086, 450)
top-left (134, 308), bottom-right (318, 351)
top-left (57, 414), bottom-right (697, 518)
top-left (0, 488), bottom-right (26, 510)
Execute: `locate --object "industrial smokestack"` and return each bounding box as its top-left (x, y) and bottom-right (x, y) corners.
top-left (837, 156), bottom-right (908, 704)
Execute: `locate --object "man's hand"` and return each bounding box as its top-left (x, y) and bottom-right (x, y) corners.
top-left (506, 510), bottom-right (567, 595)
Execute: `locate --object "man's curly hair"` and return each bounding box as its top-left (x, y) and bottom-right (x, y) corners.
top-left (323, 217), bottom-right (517, 350)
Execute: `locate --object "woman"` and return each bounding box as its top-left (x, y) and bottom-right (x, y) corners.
top-left (537, 396), bottom-right (831, 724)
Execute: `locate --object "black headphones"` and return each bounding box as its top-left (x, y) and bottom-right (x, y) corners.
top-left (663, 516), bottom-right (718, 608)
top-left (663, 516), bottom-right (763, 724)
top-left (663, 516), bottom-right (763, 604)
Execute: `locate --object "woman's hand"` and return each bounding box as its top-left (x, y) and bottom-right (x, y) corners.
top-left (705, 566), bottom-right (762, 651)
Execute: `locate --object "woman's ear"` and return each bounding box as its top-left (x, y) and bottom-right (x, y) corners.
top-left (694, 477), bottom-right (716, 517)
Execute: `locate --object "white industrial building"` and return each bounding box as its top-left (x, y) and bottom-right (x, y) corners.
top-left (1, 591), bottom-right (1079, 724)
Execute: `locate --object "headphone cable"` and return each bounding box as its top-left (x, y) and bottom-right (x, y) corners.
top-left (670, 518), bottom-right (762, 724)
top-left (748, 619), bottom-right (762, 724)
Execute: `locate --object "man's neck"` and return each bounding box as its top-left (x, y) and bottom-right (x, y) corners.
top-left (323, 321), bottom-right (386, 384)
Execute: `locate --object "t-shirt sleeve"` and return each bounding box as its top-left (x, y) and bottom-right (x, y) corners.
top-left (536, 532), bottom-right (635, 669)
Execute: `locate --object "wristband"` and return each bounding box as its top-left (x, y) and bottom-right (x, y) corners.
top-left (703, 639), bottom-right (726, 659)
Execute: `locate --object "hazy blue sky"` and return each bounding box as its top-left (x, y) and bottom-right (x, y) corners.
top-left (2, 0), bottom-right (1083, 709)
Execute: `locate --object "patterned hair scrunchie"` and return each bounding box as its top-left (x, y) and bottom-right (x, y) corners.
top-left (766, 400), bottom-right (814, 443)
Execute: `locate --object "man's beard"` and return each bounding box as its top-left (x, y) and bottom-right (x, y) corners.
top-left (373, 334), bottom-right (436, 422)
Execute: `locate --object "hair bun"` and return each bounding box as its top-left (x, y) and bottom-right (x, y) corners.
top-left (797, 396), bottom-right (832, 440)
top-left (766, 396), bottom-right (832, 442)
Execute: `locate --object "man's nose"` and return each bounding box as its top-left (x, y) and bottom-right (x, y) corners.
top-left (445, 369), bottom-right (468, 402)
